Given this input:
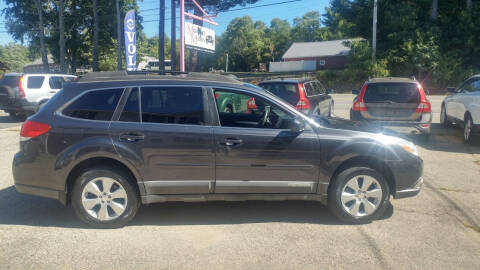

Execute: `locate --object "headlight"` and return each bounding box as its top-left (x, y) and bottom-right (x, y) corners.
top-left (376, 134), bottom-right (418, 156)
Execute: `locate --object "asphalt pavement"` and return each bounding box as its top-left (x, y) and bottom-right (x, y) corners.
top-left (0, 94), bottom-right (479, 269)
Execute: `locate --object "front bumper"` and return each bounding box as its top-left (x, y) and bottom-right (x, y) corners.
top-left (394, 176), bottom-right (423, 199)
top-left (387, 154), bottom-right (424, 199)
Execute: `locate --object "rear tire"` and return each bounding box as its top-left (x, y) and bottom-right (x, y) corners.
top-left (72, 167), bottom-right (140, 228)
top-left (328, 166), bottom-right (390, 224)
top-left (8, 112), bottom-right (26, 121)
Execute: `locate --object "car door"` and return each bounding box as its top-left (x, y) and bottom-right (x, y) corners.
top-left (211, 88), bottom-right (321, 194)
top-left (458, 78), bottom-right (480, 121)
top-left (450, 79), bottom-right (475, 120)
top-left (109, 86), bottom-right (216, 195)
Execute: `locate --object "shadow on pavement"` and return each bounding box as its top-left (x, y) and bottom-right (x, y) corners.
top-left (0, 114), bottom-right (22, 124)
top-left (417, 124), bottom-right (480, 154)
top-left (0, 185), bottom-right (344, 228)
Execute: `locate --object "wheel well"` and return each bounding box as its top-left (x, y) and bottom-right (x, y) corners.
top-left (327, 156), bottom-right (396, 196)
top-left (65, 157), bottom-right (139, 204)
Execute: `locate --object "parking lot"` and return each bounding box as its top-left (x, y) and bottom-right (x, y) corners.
top-left (0, 94), bottom-right (479, 269)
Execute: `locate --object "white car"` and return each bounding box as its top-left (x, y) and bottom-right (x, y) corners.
top-left (0, 73), bottom-right (77, 118)
top-left (441, 74), bottom-right (480, 142)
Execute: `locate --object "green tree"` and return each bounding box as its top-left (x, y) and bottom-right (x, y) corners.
top-left (0, 44), bottom-right (31, 72)
top-left (266, 18), bottom-right (291, 61)
top-left (291, 11), bottom-right (327, 42)
top-left (217, 16), bottom-right (268, 71)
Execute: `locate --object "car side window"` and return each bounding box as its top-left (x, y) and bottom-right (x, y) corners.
top-left (63, 88), bottom-right (123, 121)
top-left (472, 79), bottom-right (480, 92)
top-left (49, 76), bottom-right (65, 89)
top-left (214, 89), bottom-right (297, 130)
top-left (140, 86), bottom-right (205, 125)
top-left (27, 76), bottom-right (45, 89)
top-left (119, 88), bottom-right (140, 122)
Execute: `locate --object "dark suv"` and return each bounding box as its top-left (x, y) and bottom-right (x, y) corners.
top-left (13, 72), bottom-right (423, 228)
top-left (258, 78), bottom-right (333, 116)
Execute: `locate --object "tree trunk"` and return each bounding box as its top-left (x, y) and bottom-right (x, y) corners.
top-left (115, 0), bottom-right (122, 70)
top-left (35, 0), bottom-right (49, 73)
top-left (92, 0), bottom-right (99, 71)
top-left (58, 0), bottom-right (66, 73)
top-left (466, 0), bottom-right (472, 10)
top-left (430, 0), bottom-right (438, 21)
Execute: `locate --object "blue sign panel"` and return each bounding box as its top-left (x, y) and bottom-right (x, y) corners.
top-left (124, 10), bottom-right (136, 71)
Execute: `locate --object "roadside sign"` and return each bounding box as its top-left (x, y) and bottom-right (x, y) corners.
top-left (185, 22), bottom-right (215, 53)
top-left (124, 10), bottom-right (137, 71)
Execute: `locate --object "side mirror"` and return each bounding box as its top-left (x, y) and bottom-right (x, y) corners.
top-left (447, 87), bottom-right (456, 93)
top-left (327, 89), bottom-right (334, 94)
top-left (352, 89), bottom-right (359, 95)
top-left (290, 117), bottom-right (306, 133)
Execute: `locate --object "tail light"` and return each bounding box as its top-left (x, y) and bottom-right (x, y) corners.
top-left (247, 97), bottom-right (257, 110)
top-left (18, 75), bottom-right (25, 98)
top-left (352, 84), bottom-right (368, 111)
top-left (296, 83), bottom-right (311, 110)
top-left (20, 120), bottom-right (51, 140)
top-left (414, 84), bottom-right (431, 113)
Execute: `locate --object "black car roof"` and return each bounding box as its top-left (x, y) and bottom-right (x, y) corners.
top-left (78, 71), bottom-right (242, 84)
top-left (66, 71), bottom-right (268, 94)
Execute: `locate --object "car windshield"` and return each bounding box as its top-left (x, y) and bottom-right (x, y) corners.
top-left (259, 83), bottom-right (299, 105)
top-left (0, 75), bottom-right (20, 88)
top-left (364, 83), bottom-right (420, 104)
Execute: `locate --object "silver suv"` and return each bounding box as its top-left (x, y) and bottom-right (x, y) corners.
top-left (0, 73), bottom-right (76, 118)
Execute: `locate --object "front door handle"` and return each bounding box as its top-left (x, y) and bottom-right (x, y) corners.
top-left (223, 138), bottom-right (243, 147)
top-left (119, 133), bottom-right (145, 142)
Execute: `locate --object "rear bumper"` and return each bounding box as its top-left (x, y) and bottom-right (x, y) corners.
top-left (373, 121), bottom-right (431, 135)
top-left (0, 98), bottom-right (36, 113)
top-left (14, 184), bottom-right (67, 205)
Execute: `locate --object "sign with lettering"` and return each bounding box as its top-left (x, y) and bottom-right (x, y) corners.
top-left (124, 10), bottom-right (137, 71)
top-left (185, 22), bottom-right (215, 53)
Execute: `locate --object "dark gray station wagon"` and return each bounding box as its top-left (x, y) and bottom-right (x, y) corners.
top-left (13, 72), bottom-right (423, 228)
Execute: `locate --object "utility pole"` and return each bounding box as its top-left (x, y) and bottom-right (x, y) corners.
top-left (372, 0), bottom-right (378, 63)
top-left (171, 0), bottom-right (176, 71)
top-left (180, 0), bottom-right (185, 72)
top-left (225, 53), bottom-right (229, 72)
top-left (159, 0), bottom-right (165, 71)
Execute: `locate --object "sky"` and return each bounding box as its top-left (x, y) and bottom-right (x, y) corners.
top-left (0, 0), bottom-right (330, 45)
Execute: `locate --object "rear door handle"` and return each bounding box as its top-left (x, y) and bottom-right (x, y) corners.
top-left (223, 138), bottom-right (243, 147)
top-left (119, 133), bottom-right (145, 142)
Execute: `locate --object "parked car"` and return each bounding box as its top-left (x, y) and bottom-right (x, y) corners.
top-left (0, 73), bottom-right (76, 119)
top-left (13, 71), bottom-right (423, 228)
top-left (350, 77), bottom-right (432, 140)
top-left (441, 74), bottom-right (480, 143)
top-left (258, 78), bottom-right (334, 116)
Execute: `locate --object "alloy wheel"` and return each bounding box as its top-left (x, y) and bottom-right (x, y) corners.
top-left (341, 175), bottom-right (383, 217)
top-left (81, 177), bottom-right (128, 221)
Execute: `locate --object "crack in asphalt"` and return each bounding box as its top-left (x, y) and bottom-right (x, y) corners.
top-left (357, 227), bottom-right (392, 270)
top-left (423, 180), bottom-right (480, 234)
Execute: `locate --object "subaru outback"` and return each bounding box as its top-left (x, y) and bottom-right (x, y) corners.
top-left (13, 71), bottom-right (423, 228)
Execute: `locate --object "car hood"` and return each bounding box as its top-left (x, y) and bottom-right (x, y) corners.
top-left (312, 116), bottom-right (401, 137)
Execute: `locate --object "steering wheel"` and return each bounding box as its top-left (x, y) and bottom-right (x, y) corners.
top-left (260, 105), bottom-right (273, 127)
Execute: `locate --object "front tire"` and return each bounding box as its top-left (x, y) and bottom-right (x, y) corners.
top-left (72, 167), bottom-right (139, 228)
top-left (440, 104), bottom-right (451, 127)
top-left (464, 115), bottom-right (474, 144)
top-left (328, 166), bottom-right (390, 224)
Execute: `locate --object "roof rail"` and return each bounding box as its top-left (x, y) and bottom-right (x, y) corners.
top-left (126, 70), bottom-right (189, 75)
